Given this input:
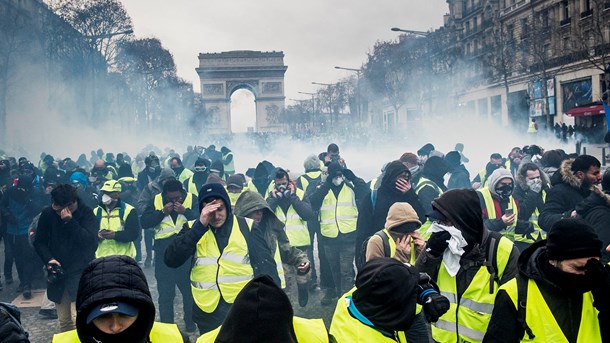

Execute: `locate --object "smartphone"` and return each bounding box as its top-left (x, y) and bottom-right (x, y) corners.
top-left (505, 208), bottom-right (514, 215)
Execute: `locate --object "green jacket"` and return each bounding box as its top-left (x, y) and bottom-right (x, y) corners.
top-left (234, 190), bottom-right (308, 267)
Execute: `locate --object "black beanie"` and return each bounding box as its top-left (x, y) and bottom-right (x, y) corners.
top-left (215, 275), bottom-right (297, 343)
top-left (327, 161), bottom-right (343, 178)
top-left (352, 258), bottom-right (418, 332)
top-left (547, 218), bottom-right (602, 261)
top-left (445, 151), bottom-right (461, 169)
top-left (198, 182), bottom-right (231, 214)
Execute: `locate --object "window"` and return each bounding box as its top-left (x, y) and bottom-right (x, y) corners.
top-left (563, 1), bottom-right (570, 20)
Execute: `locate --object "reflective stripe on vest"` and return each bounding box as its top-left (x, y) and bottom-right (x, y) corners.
top-left (415, 177), bottom-right (443, 196)
top-left (153, 193), bottom-right (193, 240)
top-left (501, 277), bottom-right (600, 342)
top-left (319, 185), bottom-right (358, 238)
top-left (52, 322), bottom-right (183, 343)
top-left (191, 216), bottom-right (254, 313)
top-left (274, 240), bottom-right (286, 289)
top-left (197, 316), bottom-right (329, 343)
top-left (275, 188), bottom-right (311, 247)
top-left (94, 203), bottom-right (136, 259)
top-left (329, 287), bottom-right (407, 342)
top-left (478, 187), bottom-right (518, 241)
top-left (187, 177), bottom-right (199, 196)
top-left (432, 236), bottom-right (513, 343)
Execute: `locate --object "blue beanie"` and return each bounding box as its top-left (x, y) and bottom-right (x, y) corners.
top-left (70, 172), bottom-right (88, 187)
top-left (198, 183), bottom-right (231, 214)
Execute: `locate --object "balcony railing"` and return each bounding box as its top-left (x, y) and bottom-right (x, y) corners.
top-left (560, 17), bottom-right (571, 26)
top-left (500, 0), bottom-right (531, 16)
top-left (580, 9), bottom-right (592, 18)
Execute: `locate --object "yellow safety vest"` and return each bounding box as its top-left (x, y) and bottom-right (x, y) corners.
top-left (528, 121), bottom-right (538, 133)
top-left (177, 168), bottom-right (194, 184)
top-left (520, 190), bottom-right (547, 244)
top-left (297, 171), bottom-right (322, 192)
top-left (222, 151), bottom-right (235, 174)
top-left (226, 188), bottom-right (244, 208)
top-left (478, 187), bottom-right (519, 241)
top-left (197, 316), bottom-right (328, 343)
top-left (476, 170), bottom-right (489, 188)
top-left (369, 177), bottom-right (378, 191)
top-left (190, 216), bottom-right (254, 313)
top-left (330, 287), bottom-right (407, 342)
top-left (415, 177), bottom-right (443, 196)
top-left (153, 193), bottom-right (193, 240)
top-left (500, 277), bottom-right (600, 342)
top-left (432, 235), bottom-right (513, 343)
top-left (378, 229), bottom-right (416, 265)
top-left (186, 176), bottom-right (199, 196)
top-left (275, 188), bottom-right (311, 247)
top-left (94, 203), bottom-right (136, 258)
top-left (319, 185), bottom-right (358, 238)
top-left (52, 322), bottom-right (183, 342)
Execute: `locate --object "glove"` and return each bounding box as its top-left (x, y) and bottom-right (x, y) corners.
top-left (342, 169), bottom-right (356, 181)
top-left (417, 273), bottom-right (450, 322)
top-left (585, 258), bottom-right (610, 311)
top-left (515, 222), bottom-right (535, 235)
top-left (425, 231), bottom-right (451, 257)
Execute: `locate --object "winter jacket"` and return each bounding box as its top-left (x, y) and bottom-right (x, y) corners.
top-left (355, 162), bottom-right (425, 267)
top-left (539, 159), bottom-right (593, 232)
top-left (0, 185), bottom-right (43, 235)
top-left (235, 190), bottom-right (309, 268)
top-left (33, 199), bottom-right (99, 302)
top-left (447, 164), bottom-right (471, 190)
top-left (576, 186), bottom-right (610, 264)
top-left (483, 241), bottom-right (607, 342)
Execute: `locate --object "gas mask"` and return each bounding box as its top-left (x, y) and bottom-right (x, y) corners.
top-left (194, 166), bottom-right (207, 173)
top-left (276, 184), bottom-right (290, 198)
top-left (526, 178), bottom-right (542, 193)
top-left (332, 176), bottom-right (345, 187)
top-left (495, 183), bottom-right (514, 198)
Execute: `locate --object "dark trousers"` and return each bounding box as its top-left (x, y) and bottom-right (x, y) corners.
top-left (405, 312), bottom-right (430, 343)
top-left (153, 237), bottom-right (195, 328)
top-left (193, 298), bottom-right (231, 335)
top-left (6, 233), bottom-right (37, 287)
top-left (308, 221), bottom-right (335, 290)
top-left (2, 232), bottom-right (15, 280)
top-left (323, 241), bottom-right (355, 295)
top-left (136, 228), bottom-right (155, 262)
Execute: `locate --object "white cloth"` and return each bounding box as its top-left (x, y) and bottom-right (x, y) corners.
top-left (428, 223), bottom-right (468, 277)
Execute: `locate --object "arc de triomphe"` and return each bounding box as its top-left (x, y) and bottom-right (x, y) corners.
top-left (196, 50), bottom-right (287, 133)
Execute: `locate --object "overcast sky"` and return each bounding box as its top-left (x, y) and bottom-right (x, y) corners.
top-left (120, 0), bottom-right (448, 130)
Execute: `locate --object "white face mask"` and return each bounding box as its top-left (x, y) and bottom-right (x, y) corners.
top-left (409, 165), bottom-right (419, 174)
top-left (527, 178), bottom-right (543, 193)
top-left (101, 194), bottom-right (113, 205)
top-left (332, 176), bottom-right (344, 187)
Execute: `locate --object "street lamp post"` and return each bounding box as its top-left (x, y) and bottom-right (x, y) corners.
top-left (312, 81), bottom-right (334, 130)
top-left (335, 66), bottom-right (362, 127)
top-left (390, 27), bottom-right (429, 37)
top-left (298, 91), bottom-right (316, 132)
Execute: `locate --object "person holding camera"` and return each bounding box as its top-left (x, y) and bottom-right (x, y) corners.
top-left (33, 184), bottom-right (99, 332)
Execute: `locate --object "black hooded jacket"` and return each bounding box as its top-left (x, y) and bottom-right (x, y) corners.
top-left (483, 241), bottom-right (609, 342)
top-left (75, 256), bottom-right (156, 343)
top-left (416, 189), bottom-right (519, 298)
top-left (576, 186), bottom-right (610, 264)
top-left (355, 161), bottom-right (426, 268)
top-left (417, 156), bottom-right (449, 213)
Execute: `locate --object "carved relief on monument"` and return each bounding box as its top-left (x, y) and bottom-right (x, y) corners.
top-left (206, 106), bottom-right (221, 125)
top-left (262, 82), bottom-right (282, 94)
top-left (265, 104), bottom-right (281, 124)
top-left (203, 84), bottom-right (224, 96)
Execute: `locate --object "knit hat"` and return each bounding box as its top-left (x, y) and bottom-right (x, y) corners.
top-left (399, 152), bottom-right (418, 165)
top-left (157, 167), bottom-right (176, 183)
top-left (69, 172), bottom-right (88, 187)
top-left (352, 258), bottom-right (419, 332)
top-left (488, 168), bottom-right (513, 196)
top-left (303, 154), bottom-right (320, 171)
top-left (210, 160), bottom-right (224, 175)
top-left (546, 218), bottom-right (602, 261)
top-left (198, 182), bottom-right (231, 212)
top-left (215, 275), bottom-right (297, 343)
top-left (386, 202), bottom-right (422, 230)
top-left (327, 161), bottom-right (343, 178)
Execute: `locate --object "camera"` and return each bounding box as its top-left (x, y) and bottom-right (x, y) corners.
top-left (47, 264), bottom-right (65, 284)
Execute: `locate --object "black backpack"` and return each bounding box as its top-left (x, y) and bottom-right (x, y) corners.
top-left (0, 302), bottom-right (29, 343)
top-left (357, 229), bottom-right (391, 271)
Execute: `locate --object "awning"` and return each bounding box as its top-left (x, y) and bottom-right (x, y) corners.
top-left (565, 102), bottom-right (605, 117)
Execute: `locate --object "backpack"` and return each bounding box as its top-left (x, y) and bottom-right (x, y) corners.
top-left (357, 229), bottom-right (391, 272)
top-left (0, 302), bottom-right (29, 343)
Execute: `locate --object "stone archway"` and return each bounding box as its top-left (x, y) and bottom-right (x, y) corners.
top-left (196, 50), bottom-right (288, 134)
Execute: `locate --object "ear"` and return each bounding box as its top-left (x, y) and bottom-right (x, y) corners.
top-left (575, 170), bottom-right (585, 179)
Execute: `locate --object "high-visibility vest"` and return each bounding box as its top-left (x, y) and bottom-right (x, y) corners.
top-left (432, 236), bottom-right (513, 343)
top-left (478, 187), bottom-right (519, 241)
top-left (319, 185), bottom-right (358, 238)
top-left (297, 171), bottom-right (322, 192)
top-left (476, 170), bottom-right (489, 188)
top-left (275, 188), bottom-right (311, 247)
top-left (94, 202), bottom-right (136, 259)
top-left (222, 151), bottom-right (235, 174)
top-left (52, 322), bottom-right (183, 342)
top-left (176, 168), bottom-right (194, 183)
top-left (153, 193), bottom-right (193, 240)
top-left (528, 121), bottom-right (538, 133)
top-left (226, 188), bottom-right (244, 208)
top-left (186, 176), bottom-right (200, 196)
top-left (330, 287), bottom-right (407, 342)
top-left (369, 177), bottom-right (378, 191)
top-left (190, 216), bottom-right (254, 313)
top-left (500, 277), bottom-right (600, 342)
top-left (415, 177), bottom-right (443, 196)
top-left (377, 229), bottom-right (417, 265)
top-left (197, 316), bottom-right (328, 343)
top-left (519, 190), bottom-right (547, 244)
